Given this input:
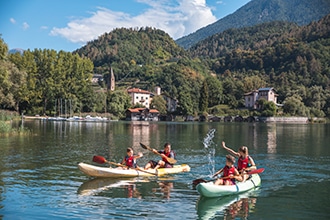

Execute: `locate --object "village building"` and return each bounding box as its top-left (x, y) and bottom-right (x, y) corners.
top-left (125, 108), bottom-right (159, 121)
top-left (244, 87), bottom-right (278, 109)
top-left (154, 86), bottom-right (178, 113)
top-left (91, 74), bottom-right (103, 84)
top-left (127, 88), bottom-right (153, 108)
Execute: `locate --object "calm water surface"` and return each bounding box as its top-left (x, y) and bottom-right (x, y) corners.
top-left (0, 120), bottom-right (329, 220)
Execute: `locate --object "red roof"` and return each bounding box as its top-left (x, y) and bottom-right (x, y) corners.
top-left (127, 108), bottom-right (159, 113)
top-left (127, 88), bottom-right (151, 94)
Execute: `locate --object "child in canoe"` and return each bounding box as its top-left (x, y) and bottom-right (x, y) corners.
top-left (144, 142), bottom-right (175, 170)
top-left (120, 147), bottom-right (143, 169)
top-left (213, 154), bottom-right (240, 185)
top-left (222, 141), bottom-right (256, 181)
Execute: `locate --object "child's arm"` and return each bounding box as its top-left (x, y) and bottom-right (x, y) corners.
top-left (232, 168), bottom-right (243, 181)
top-left (222, 141), bottom-right (240, 157)
top-left (212, 168), bottom-right (223, 178)
top-left (134, 152), bottom-right (143, 159)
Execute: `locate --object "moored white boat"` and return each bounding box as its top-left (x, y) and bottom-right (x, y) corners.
top-left (196, 174), bottom-right (261, 197)
top-left (78, 162), bottom-right (191, 178)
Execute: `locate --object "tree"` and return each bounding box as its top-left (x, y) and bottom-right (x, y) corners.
top-left (107, 90), bottom-right (131, 118)
top-left (283, 95), bottom-right (308, 116)
top-left (257, 98), bottom-right (277, 116)
top-left (0, 36), bottom-right (8, 60)
top-left (199, 80), bottom-right (208, 113)
top-left (242, 75), bottom-right (266, 92)
top-left (205, 76), bottom-right (223, 107)
top-left (150, 95), bottom-right (167, 114)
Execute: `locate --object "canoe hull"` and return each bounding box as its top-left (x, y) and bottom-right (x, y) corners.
top-left (196, 174), bottom-right (261, 197)
top-left (78, 162), bottom-right (190, 178)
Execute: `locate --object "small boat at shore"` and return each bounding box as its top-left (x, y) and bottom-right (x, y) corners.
top-left (196, 174), bottom-right (261, 198)
top-left (78, 162), bottom-right (191, 178)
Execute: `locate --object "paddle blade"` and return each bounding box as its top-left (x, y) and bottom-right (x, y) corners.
top-left (166, 157), bottom-right (177, 164)
top-left (247, 168), bottom-right (264, 175)
top-left (140, 143), bottom-right (149, 150)
top-left (93, 155), bottom-right (106, 164)
top-left (192, 178), bottom-right (207, 186)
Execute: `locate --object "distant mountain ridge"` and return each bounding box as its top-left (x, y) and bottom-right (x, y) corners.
top-left (176, 0), bottom-right (330, 49)
top-left (9, 48), bottom-right (24, 55)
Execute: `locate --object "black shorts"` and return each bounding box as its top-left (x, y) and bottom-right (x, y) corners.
top-left (148, 160), bottom-right (173, 168)
top-left (148, 160), bottom-right (158, 168)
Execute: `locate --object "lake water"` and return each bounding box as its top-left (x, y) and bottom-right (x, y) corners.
top-left (1, 120), bottom-right (329, 219)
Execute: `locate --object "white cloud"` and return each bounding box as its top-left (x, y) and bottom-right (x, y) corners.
top-left (22, 22), bottom-right (29, 30)
top-left (50, 0), bottom-right (216, 45)
top-left (10, 18), bottom-right (16, 24)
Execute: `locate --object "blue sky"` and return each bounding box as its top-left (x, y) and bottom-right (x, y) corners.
top-left (1, 0), bottom-right (251, 52)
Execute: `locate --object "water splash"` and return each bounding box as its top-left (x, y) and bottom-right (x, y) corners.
top-left (202, 128), bottom-right (216, 176)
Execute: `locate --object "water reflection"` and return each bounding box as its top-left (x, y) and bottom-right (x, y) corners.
top-left (152, 181), bottom-right (174, 199)
top-left (266, 124), bottom-right (277, 154)
top-left (77, 177), bottom-right (175, 199)
top-left (196, 190), bottom-right (259, 220)
top-left (77, 177), bottom-right (147, 198)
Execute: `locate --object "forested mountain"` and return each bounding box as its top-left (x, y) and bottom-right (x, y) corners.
top-left (190, 14), bottom-right (330, 117)
top-left (75, 27), bottom-right (190, 82)
top-left (176, 0), bottom-right (330, 49)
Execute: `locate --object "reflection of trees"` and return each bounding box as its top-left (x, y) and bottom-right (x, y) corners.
top-left (224, 197), bottom-right (257, 220)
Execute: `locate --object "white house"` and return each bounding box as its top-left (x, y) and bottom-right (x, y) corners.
top-left (127, 88), bottom-right (153, 108)
top-left (244, 87), bottom-right (278, 109)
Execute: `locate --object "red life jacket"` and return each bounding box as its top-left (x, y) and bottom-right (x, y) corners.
top-left (160, 150), bottom-right (175, 164)
top-left (237, 155), bottom-right (250, 171)
top-left (125, 155), bottom-right (136, 168)
top-left (223, 165), bottom-right (236, 177)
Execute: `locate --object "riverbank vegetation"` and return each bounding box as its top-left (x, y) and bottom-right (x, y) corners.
top-left (0, 110), bottom-right (29, 135)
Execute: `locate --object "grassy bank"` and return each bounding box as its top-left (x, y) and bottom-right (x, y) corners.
top-left (0, 110), bottom-right (30, 135)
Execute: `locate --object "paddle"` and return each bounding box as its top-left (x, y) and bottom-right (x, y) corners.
top-left (92, 155), bottom-right (157, 176)
top-left (192, 168), bottom-right (265, 186)
top-left (139, 143), bottom-right (177, 164)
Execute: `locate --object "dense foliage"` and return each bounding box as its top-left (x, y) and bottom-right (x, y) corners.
top-left (191, 14), bottom-right (330, 117)
top-left (75, 27), bottom-right (189, 80)
top-left (176, 0), bottom-right (330, 49)
top-left (1, 40), bottom-right (95, 115)
top-left (1, 13), bottom-right (330, 118)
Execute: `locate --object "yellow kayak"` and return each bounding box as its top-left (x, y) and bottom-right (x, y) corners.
top-left (78, 162), bottom-right (191, 178)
